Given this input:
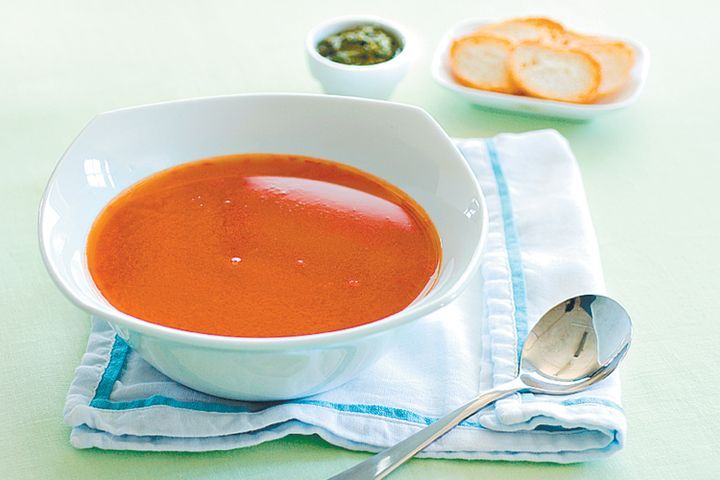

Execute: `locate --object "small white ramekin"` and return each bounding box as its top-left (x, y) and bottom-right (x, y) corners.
top-left (306, 15), bottom-right (412, 100)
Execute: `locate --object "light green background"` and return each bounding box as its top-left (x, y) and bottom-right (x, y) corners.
top-left (2, 0), bottom-right (719, 478)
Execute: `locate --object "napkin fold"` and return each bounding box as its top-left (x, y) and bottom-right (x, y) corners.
top-left (64, 130), bottom-right (626, 462)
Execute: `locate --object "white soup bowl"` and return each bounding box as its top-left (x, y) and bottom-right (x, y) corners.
top-left (39, 94), bottom-right (486, 401)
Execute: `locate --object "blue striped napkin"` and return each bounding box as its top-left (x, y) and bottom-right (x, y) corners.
top-left (64, 130), bottom-right (626, 462)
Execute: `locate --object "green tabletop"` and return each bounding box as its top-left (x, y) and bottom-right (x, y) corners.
top-left (2, 0), bottom-right (719, 478)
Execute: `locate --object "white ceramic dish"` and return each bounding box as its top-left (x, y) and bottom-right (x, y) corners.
top-left (431, 18), bottom-right (650, 121)
top-left (39, 94), bottom-right (487, 401)
top-left (306, 15), bottom-right (412, 99)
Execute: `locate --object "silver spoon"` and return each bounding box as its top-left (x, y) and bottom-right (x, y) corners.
top-left (330, 294), bottom-right (632, 479)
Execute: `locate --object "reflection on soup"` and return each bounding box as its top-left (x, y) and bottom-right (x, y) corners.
top-left (87, 154), bottom-right (441, 337)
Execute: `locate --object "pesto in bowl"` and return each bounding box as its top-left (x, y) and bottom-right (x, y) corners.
top-left (316, 24), bottom-right (402, 66)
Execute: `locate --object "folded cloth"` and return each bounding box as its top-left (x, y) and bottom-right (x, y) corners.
top-left (64, 130), bottom-right (626, 462)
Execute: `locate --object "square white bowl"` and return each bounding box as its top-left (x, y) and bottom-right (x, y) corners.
top-left (432, 18), bottom-right (650, 121)
top-left (39, 94), bottom-right (487, 400)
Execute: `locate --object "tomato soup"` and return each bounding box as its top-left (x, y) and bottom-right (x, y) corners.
top-left (87, 154), bottom-right (441, 337)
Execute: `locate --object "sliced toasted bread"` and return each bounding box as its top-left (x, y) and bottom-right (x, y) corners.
top-left (450, 34), bottom-right (518, 93)
top-left (476, 17), bottom-right (566, 43)
top-left (576, 40), bottom-right (635, 96)
top-left (509, 42), bottom-right (601, 103)
top-left (551, 30), bottom-right (588, 47)
top-left (551, 32), bottom-right (636, 96)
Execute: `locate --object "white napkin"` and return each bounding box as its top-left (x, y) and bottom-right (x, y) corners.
top-left (64, 130), bottom-right (626, 462)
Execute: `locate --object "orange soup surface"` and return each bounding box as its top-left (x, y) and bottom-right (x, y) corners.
top-left (87, 154), bottom-right (441, 337)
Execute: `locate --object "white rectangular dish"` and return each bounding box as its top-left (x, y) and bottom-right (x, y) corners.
top-left (431, 18), bottom-right (650, 121)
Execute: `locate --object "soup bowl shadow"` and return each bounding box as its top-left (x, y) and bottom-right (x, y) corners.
top-left (39, 94), bottom-right (487, 401)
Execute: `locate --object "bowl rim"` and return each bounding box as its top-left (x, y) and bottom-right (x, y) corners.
top-left (305, 14), bottom-right (411, 71)
top-left (431, 17), bottom-right (651, 112)
top-left (38, 93), bottom-right (488, 351)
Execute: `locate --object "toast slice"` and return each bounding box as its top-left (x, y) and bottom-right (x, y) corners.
top-left (509, 42), bottom-right (601, 103)
top-left (450, 34), bottom-right (518, 93)
top-left (576, 40), bottom-right (635, 96)
top-left (477, 17), bottom-right (565, 43)
top-left (554, 33), bottom-right (636, 96)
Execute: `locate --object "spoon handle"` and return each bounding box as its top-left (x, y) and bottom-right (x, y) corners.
top-left (328, 378), bottom-right (526, 480)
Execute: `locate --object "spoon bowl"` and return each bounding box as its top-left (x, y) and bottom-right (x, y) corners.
top-left (520, 295), bottom-right (632, 392)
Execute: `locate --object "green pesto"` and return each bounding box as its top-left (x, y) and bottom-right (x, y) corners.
top-left (317, 25), bottom-right (402, 66)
